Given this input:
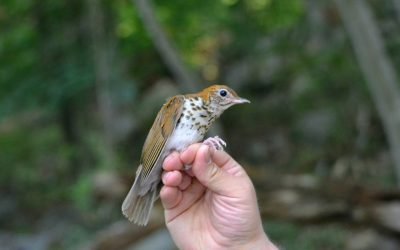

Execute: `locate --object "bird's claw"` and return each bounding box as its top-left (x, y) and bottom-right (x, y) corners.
top-left (203, 136), bottom-right (227, 151)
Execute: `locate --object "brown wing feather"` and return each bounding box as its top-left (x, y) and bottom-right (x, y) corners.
top-left (139, 95), bottom-right (184, 182)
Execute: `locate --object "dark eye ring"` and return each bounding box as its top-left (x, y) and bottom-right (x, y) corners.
top-left (219, 89), bottom-right (227, 97)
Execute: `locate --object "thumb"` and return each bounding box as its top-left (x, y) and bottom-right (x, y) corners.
top-left (192, 145), bottom-right (240, 196)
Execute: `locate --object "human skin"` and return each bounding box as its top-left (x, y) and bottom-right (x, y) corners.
top-left (160, 143), bottom-right (278, 250)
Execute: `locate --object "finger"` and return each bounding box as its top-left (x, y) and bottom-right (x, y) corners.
top-left (210, 148), bottom-right (231, 167)
top-left (163, 152), bottom-right (184, 171)
top-left (164, 179), bottom-right (205, 222)
top-left (185, 167), bottom-right (194, 177)
top-left (160, 186), bottom-right (182, 210)
top-left (178, 173), bottom-right (192, 190)
top-left (211, 148), bottom-right (247, 176)
top-left (180, 143), bottom-right (202, 165)
top-left (192, 145), bottom-right (243, 196)
top-left (162, 170), bottom-right (183, 187)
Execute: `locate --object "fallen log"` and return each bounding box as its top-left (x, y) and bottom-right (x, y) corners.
top-left (79, 209), bottom-right (164, 250)
top-left (248, 170), bottom-right (400, 235)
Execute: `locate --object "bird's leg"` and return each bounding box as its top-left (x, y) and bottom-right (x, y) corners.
top-left (203, 136), bottom-right (227, 151)
top-left (184, 136), bottom-right (226, 171)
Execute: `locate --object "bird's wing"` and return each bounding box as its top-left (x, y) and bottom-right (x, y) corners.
top-left (139, 95), bottom-right (184, 182)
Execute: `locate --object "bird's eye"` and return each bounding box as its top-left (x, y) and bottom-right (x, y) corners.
top-left (219, 89), bottom-right (227, 97)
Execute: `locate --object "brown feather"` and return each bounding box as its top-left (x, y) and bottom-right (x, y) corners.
top-left (139, 95), bottom-right (184, 182)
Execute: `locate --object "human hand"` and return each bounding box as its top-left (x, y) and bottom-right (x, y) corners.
top-left (160, 143), bottom-right (278, 250)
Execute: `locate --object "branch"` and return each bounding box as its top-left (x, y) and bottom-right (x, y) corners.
top-left (133, 0), bottom-right (201, 92)
top-left (80, 218), bottom-right (164, 250)
top-left (132, 0), bottom-right (224, 136)
top-left (393, 0), bottom-right (400, 24)
top-left (334, 0), bottom-right (400, 186)
top-left (87, 0), bottom-right (118, 165)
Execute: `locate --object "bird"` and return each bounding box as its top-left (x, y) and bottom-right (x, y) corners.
top-left (122, 85), bottom-right (250, 226)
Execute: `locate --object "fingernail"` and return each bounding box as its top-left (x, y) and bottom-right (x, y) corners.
top-left (205, 147), bottom-right (211, 164)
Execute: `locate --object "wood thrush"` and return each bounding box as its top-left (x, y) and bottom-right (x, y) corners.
top-left (122, 85), bottom-right (250, 225)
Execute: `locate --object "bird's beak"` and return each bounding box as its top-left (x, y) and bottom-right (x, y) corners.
top-left (232, 97), bottom-right (251, 104)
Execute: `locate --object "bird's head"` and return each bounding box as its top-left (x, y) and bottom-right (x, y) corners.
top-left (200, 85), bottom-right (250, 116)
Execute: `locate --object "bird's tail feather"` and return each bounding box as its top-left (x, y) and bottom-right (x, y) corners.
top-left (121, 178), bottom-right (157, 226)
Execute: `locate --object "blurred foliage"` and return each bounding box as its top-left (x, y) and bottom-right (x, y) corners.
top-left (0, 0), bottom-right (399, 248)
top-left (0, 126), bottom-right (70, 206)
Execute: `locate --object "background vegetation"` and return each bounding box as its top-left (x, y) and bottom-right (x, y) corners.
top-left (1, 0), bottom-right (400, 249)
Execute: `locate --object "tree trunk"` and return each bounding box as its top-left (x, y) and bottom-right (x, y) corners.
top-left (87, 0), bottom-right (117, 166)
top-left (335, 0), bottom-right (400, 185)
top-left (132, 0), bottom-right (201, 92)
top-left (393, 0), bottom-right (400, 24)
top-left (132, 0), bottom-right (225, 137)
top-left (34, 0), bottom-right (83, 177)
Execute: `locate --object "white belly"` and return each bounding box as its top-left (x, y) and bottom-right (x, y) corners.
top-left (166, 125), bottom-right (204, 152)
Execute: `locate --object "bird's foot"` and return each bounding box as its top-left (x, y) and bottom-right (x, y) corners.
top-left (203, 136), bottom-right (226, 151)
